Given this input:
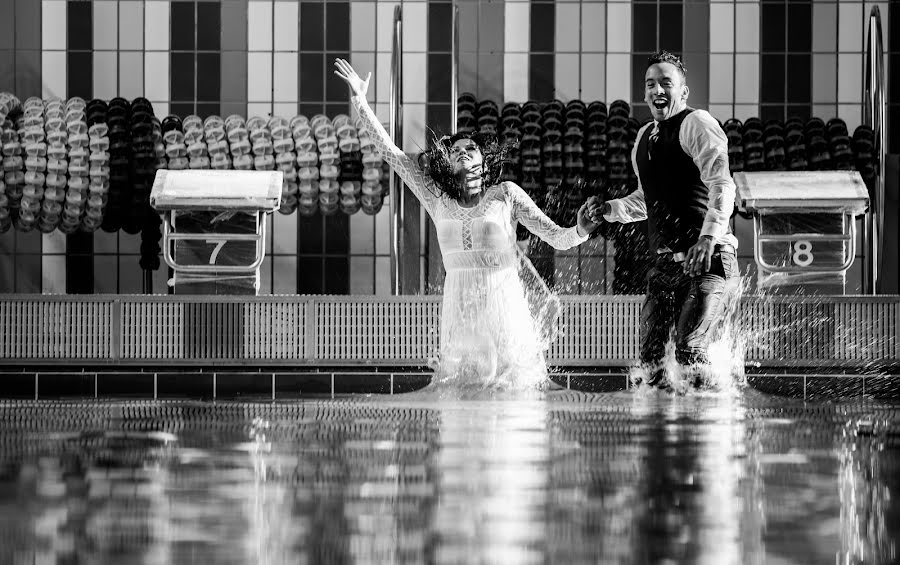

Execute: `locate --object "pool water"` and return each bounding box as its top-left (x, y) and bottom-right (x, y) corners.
top-left (0, 388), bottom-right (897, 564)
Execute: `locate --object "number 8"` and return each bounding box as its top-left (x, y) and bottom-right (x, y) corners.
top-left (792, 240), bottom-right (813, 267)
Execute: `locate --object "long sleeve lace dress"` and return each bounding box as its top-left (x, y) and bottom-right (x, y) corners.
top-left (353, 96), bottom-right (587, 390)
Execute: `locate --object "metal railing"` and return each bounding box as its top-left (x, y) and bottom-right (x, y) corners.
top-left (0, 294), bottom-right (897, 368)
top-left (863, 5), bottom-right (886, 294)
top-left (389, 5), bottom-right (403, 296)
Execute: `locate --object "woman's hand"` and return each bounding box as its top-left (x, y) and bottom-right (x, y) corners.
top-left (576, 202), bottom-right (600, 236)
top-left (333, 58), bottom-right (371, 99)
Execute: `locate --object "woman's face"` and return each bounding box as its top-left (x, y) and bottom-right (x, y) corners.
top-left (449, 138), bottom-right (483, 175)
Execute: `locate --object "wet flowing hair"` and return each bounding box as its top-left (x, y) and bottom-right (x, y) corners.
top-left (647, 49), bottom-right (687, 79)
top-left (419, 131), bottom-right (515, 202)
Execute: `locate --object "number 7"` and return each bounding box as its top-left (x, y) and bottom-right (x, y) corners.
top-left (206, 240), bottom-right (226, 265)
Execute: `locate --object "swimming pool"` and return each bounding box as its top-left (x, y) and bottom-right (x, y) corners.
top-left (0, 389), bottom-right (896, 564)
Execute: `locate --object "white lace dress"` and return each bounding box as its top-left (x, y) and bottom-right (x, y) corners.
top-left (353, 96), bottom-right (588, 390)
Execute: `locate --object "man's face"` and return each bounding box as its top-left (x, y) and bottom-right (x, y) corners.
top-left (644, 62), bottom-right (689, 122)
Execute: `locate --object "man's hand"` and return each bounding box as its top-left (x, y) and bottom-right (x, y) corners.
top-left (576, 202), bottom-right (600, 236)
top-left (584, 195), bottom-right (606, 224)
top-left (333, 58), bottom-right (371, 99)
top-left (684, 235), bottom-right (715, 276)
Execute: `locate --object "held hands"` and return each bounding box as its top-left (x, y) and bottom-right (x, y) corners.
top-left (333, 58), bottom-right (371, 99)
top-left (584, 195), bottom-right (607, 225)
top-left (684, 235), bottom-right (715, 276)
top-left (576, 201), bottom-right (600, 236)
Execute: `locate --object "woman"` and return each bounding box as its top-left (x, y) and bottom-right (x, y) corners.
top-left (334, 59), bottom-right (600, 391)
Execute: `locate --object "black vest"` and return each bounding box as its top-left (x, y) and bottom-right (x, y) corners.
top-left (635, 108), bottom-right (727, 254)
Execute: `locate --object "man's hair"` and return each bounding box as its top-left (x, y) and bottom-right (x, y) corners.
top-left (647, 50), bottom-right (686, 79)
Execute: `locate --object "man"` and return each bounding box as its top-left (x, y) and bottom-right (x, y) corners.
top-left (588, 50), bottom-right (739, 389)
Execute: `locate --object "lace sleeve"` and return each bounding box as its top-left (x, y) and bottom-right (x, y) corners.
top-left (507, 182), bottom-right (587, 250)
top-left (351, 95), bottom-right (439, 216)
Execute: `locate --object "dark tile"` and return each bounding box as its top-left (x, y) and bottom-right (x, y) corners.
top-left (300, 102), bottom-right (325, 118)
top-left (157, 372), bottom-right (214, 399)
top-left (805, 375), bottom-right (863, 400)
top-left (14, 0), bottom-right (41, 50)
top-left (632, 4), bottom-right (657, 52)
top-left (760, 54), bottom-right (785, 103)
top-left (169, 102), bottom-right (196, 118)
top-left (890, 104), bottom-right (900, 154)
top-left (658, 4), bottom-right (682, 53)
top-left (300, 2), bottom-right (325, 51)
top-left (324, 213), bottom-right (349, 254)
top-left (300, 53), bottom-right (324, 103)
top-left (37, 373), bottom-right (95, 398)
top-left (215, 372), bottom-right (273, 400)
top-left (0, 250), bottom-right (13, 292)
top-left (170, 1), bottom-right (196, 51)
top-left (428, 2), bottom-right (452, 53)
top-left (529, 53), bottom-right (554, 101)
top-left (325, 51), bottom-right (349, 102)
top-left (66, 51), bottom-right (93, 101)
top-left (14, 50), bottom-right (41, 98)
top-left (325, 102), bottom-right (350, 117)
top-left (323, 257), bottom-right (349, 294)
top-left (891, 54), bottom-right (900, 106)
top-left (0, 6), bottom-right (14, 49)
top-left (332, 373), bottom-right (391, 394)
top-left (67, 1), bottom-right (93, 51)
top-left (298, 213), bottom-right (323, 253)
top-left (220, 51), bottom-right (247, 103)
top-left (786, 54), bottom-right (810, 104)
top-left (196, 2), bottom-right (221, 51)
top-left (298, 257), bottom-right (324, 293)
top-left (761, 3), bottom-right (785, 53)
top-left (325, 2), bottom-right (349, 52)
top-left (746, 375), bottom-right (804, 397)
top-left (529, 3), bottom-right (555, 53)
top-left (15, 254), bottom-right (40, 293)
top-left (785, 104), bottom-right (810, 122)
top-left (426, 104), bottom-right (451, 138)
top-left (633, 53), bottom-right (650, 106)
top-left (760, 104), bottom-right (784, 123)
top-left (275, 372), bottom-right (333, 398)
top-left (0, 373), bottom-right (36, 399)
top-left (196, 103), bottom-right (221, 120)
top-left (97, 372), bottom-right (154, 397)
top-left (786, 2), bottom-right (811, 53)
top-left (428, 53), bottom-right (451, 104)
top-left (632, 104), bottom-right (652, 123)
top-left (863, 376), bottom-right (900, 400)
top-left (392, 374), bottom-right (431, 394)
top-left (196, 52), bottom-right (221, 101)
top-left (170, 52), bottom-right (196, 101)
top-left (0, 50), bottom-right (13, 91)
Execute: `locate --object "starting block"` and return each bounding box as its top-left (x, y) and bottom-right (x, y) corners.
top-left (150, 170), bottom-right (283, 294)
top-left (734, 171), bottom-right (869, 293)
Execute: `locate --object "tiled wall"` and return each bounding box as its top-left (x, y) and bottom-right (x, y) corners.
top-left (0, 0), bottom-right (895, 295)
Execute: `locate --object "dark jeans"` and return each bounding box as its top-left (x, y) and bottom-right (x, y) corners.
top-left (640, 251), bottom-right (739, 371)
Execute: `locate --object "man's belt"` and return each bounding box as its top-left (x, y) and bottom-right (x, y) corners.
top-left (660, 244), bottom-right (735, 263)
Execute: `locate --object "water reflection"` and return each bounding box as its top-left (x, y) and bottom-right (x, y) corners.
top-left (0, 394), bottom-right (896, 564)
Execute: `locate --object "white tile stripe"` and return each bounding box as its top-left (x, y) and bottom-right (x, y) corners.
top-left (503, 2), bottom-right (529, 102)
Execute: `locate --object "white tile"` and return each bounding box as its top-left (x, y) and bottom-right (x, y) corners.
top-left (350, 52), bottom-right (376, 102)
top-left (350, 208), bottom-right (376, 254)
top-left (42, 231), bottom-right (66, 254)
top-left (838, 2), bottom-right (863, 52)
top-left (375, 202), bottom-right (390, 254)
top-left (504, 2), bottom-right (530, 53)
top-left (709, 3), bottom-right (734, 53)
top-left (734, 3), bottom-right (759, 53)
top-left (402, 103), bottom-right (426, 153)
top-left (93, 51), bottom-right (119, 99)
top-left (119, 52), bottom-right (144, 99)
top-left (152, 102), bottom-right (170, 120)
top-left (812, 2), bottom-right (837, 53)
top-left (707, 104), bottom-right (734, 123)
top-left (554, 54), bottom-right (580, 102)
top-left (144, 1), bottom-right (170, 51)
top-left (402, 53), bottom-right (426, 103)
top-left (41, 1), bottom-right (67, 51)
top-left (555, 3), bottom-right (581, 53)
top-left (272, 211), bottom-right (298, 254)
top-left (606, 3), bottom-right (630, 52)
top-left (374, 256), bottom-right (391, 295)
top-left (248, 1), bottom-right (274, 52)
top-left (259, 256), bottom-right (273, 295)
top-left (273, 103), bottom-right (297, 118)
top-left (144, 52), bottom-right (170, 102)
top-left (580, 3), bottom-right (605, 52)
top-left (402, 2), bottom-right (427, 52)
top-left (733, 54), bottom-right (759, 104)
top-left (247, 102), bottom-right (273, 119)
top-left (119, 1), bottom-right (144, 51)
top-left (248, 52), bottom-right (274, 103)
top-left (733, 104), bottom-right (759, 122)
top-left (605, 54), bottom-right (630, 103)
top-left (375, 52), bottom-right (392, 106)
top-left (837, 53), bottom-right (861, 103)
top-left (274, 1), bottom-right (298, 52)
top-left (503, 53), bottom-right (529, 103)
top-left (349, 257), bottom-right (375, 294)
top-left (377, 2), bottom-right (401, 53)
top-left (273, 52), bottom-right (298, 102)
top-left (580, 54), bottom-right (605, 102)
top-left (351, 2), bottom-right (377, 52)
top-left (41, 52), bottom-right (66, 99)
top-left (812, 54), bottom-right (837, 104)
top-left (708, 54), bottom-right (734, 104)
top-left (812, 104), bottom-right (838, 123)
top-left (264, 214), bottom-right (272, 254)
top-left (272, 256), bottom-right (298, 294)
top-left (838, 104), bottom-right (862, 132)
top-left (93, 1), bottom-right (118, 50)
